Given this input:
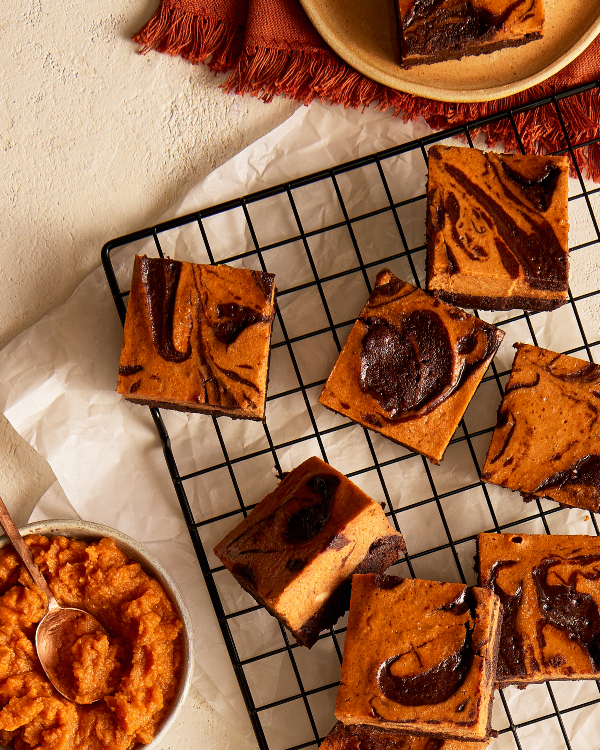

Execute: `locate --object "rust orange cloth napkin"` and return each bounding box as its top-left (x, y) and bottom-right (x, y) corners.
top-left (134, 0), bottom-right (600, 180)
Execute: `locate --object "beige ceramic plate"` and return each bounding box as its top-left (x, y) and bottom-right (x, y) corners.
top-left (299, 0), bottom-right (600, 102)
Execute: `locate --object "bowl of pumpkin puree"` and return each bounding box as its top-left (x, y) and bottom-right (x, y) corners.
top-left (0, 519), bottom-right (194, 750)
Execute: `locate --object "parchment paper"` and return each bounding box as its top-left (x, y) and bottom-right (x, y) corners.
top-left (1, 100), bottom-right (599, 748)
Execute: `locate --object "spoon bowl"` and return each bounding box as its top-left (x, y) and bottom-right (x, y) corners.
top-left (35, 600), bottom-right (114, 704)
top-left (0, 496), bottom-right (113, 703)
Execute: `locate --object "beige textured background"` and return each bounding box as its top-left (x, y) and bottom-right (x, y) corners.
top-left (0, 0), bottom-right (300, 746)
top-left (1, 0), bottom-right (298, 351)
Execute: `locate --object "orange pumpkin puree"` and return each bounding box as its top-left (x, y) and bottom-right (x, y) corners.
top-left (0, 536), bottom-right (183, 750)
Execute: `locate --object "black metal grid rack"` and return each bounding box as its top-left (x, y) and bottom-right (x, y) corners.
top-left (102, 81), bottom-right (600, 750)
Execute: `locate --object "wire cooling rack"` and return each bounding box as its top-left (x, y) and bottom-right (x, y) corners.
top-left (102, 81), bottom-right (600, 750)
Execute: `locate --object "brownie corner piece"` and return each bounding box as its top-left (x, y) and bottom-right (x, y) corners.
top-left (318, 268), bottom-right (503, 463)
top-left (117, 255), bottom-right (276, 420)
top-left (396, 0), bottom-right (545, 68)
top-left (477, 532), bottom-right (600, 687)
top-left (213, 457), bottom-right (405, 648)
top-left (426, 145), bottom-right (569, 312)
top-left (335, 574), bottom-right (502, 741)
top-left (481, 343), bottom-right (600, 512)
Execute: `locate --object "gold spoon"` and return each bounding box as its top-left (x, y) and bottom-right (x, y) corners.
top-left (0, 496), bottom-right (110, 703)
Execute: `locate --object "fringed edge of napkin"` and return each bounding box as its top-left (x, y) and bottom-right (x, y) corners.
top-left (223, 47), bottom-right (400, 108)
top-left (224, 45), bottom-right (600, 182)
top-left (132, 0), bottom-right (244, 73)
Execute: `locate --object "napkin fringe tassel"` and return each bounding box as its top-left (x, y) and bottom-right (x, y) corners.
top-left (226, 47), bottom-right (600, 181)
top-left (224, 47), bottom-right (398, 108)
top-left (133, 2), bottom-right (243, 73)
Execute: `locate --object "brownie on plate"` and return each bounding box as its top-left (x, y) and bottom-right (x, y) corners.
top-left (426, 146), bottom-right (569, 311)
top-left (335, 574), bottom-right (502, 741)
top-left (481, 344), bottom-right (600, 512)
top-left (213, 457), bottom-right (405, 647)
top-left (396, 0), bottom-right (545, 68)
top-left (117, 255), bottom-right (276, 421)
top-left (477, 532), bottom-right (600, 687)
top-left (318, 269), bottom-right (504, 463)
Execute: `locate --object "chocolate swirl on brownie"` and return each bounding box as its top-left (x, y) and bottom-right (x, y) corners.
top-left (359, 309), bottom-right (499, 423)
top-left (442, 159), bottom-right (567, 290)
top-left (377, 589), bottom-right (477, 705)
top-left (213, 303), bottom-right (271, 346)
top-left (377, 626), bottom-right (474, 706)
top-left (284, 474), bottom-right (341, 544)
top-left (532, 455), bottom-right (600, 496)
top-left (359, 311), bottom-right (453, 419)
top-left (533, 555), bottom-right (600, 670)
top-left (141, 256), bottom-right (192, 363)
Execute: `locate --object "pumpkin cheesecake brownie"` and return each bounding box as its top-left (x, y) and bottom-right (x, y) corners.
top-left (482, 343), bottom-right (600, 512)
top-left (117, 255), bottom-right (276, 420)
top-left (426, 146), bottom-right (569, 312)
top-left (396, 0), bottom-right (545, 67)
top-left (214, 457), bottom-right (405, 647)
top-left (319, 268), bottom-right (503, 463)
top-left (335, 574), bottom-right (501, 741)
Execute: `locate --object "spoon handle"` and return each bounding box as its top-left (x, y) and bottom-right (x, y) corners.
top-left (0, 497), bottom-right (55, 603)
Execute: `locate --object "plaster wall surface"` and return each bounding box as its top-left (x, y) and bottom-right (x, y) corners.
top-left (1, 1), bottom-right (299, 747)
top-left (1, 0), bottom-right (298, 350)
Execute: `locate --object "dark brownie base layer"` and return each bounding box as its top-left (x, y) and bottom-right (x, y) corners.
top-left (431, 289), bottom-right (566, 313)
top-left (320, 721), bottom-right (494, 748)
top-left (401, 32), bottom-right (542, 68)
top-left (121, 395), bottom-right (266, 421)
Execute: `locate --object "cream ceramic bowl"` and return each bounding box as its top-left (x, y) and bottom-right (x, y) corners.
top-left (0, 519), bottom-right (194, 750)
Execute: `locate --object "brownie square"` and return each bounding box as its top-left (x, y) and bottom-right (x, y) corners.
top-left (318, 269), bottom-right (504, 463)
top-left (213, 457), bottom-right (405, 648)
top-left (335, 574), bottom-right (501, 741)
top-left (426, 145), bottom-right (569, 312)
top-left (319, 721), bottom-right (490, 750)
top-left (481, 343), bottom-right (600, 512)
top-left (397, 0), bottom-right (545, 68)
top-left (477, 532), bottom-right (600, 688)
top-left (117, 255), bottom-right (276, 421)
